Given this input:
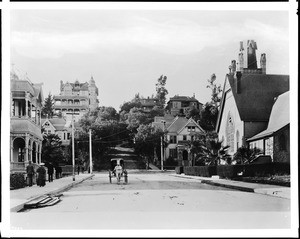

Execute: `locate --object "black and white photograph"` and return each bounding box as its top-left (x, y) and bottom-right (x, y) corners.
top-left (1, 1), bottom-right (298, 238)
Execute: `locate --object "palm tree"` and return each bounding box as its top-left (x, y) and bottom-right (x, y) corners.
top-left (233, 146), bottom-right (263, 164)
top-left (189, 132), bottom-right (230, 166)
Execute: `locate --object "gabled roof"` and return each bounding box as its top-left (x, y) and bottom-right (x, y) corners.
top-left (177, 118), bottom-right (205, 134)
top-left (247, 91), bottom-right (290, 141)
top-left (41, 117), bottom-right (68, 131)
top-left (167, 116), bottom-right (189, 133)
top-left (216, 72), bottom-right (289, 132)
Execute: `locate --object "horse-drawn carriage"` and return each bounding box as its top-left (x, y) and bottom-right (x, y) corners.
top-left (109, 158), bottom-right (128, 184)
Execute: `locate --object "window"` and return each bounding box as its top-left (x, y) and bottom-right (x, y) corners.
top-left (187, 126), bottom-right (195, 132)
top-left (44, 122), bottom-right (50, 126)
top-left (169, 148), bottom-right (178, 158)
top-left (170, 135), bottom-right (177, 144)
top-left (226, 112), bottom-right (235, 153)
top-left (183, 135), bottom-right (187, 141)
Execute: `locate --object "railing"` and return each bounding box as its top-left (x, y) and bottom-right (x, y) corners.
top-left (10, 162), bottom-right (25, 172)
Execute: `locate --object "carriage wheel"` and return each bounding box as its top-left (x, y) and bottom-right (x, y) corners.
top-left (109, 171), bottom-right (112, 183)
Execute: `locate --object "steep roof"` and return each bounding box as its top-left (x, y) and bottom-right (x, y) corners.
top-left (228, 73), bottom-right (289, 121)
top-left (216, 72), bottom-right (289, 132)
top-left (178, 118), bottom-right (205, 134)
top-left (247, 91), bottom-right (290, 141)
top-left (167, 116), bottom-right (189, 133)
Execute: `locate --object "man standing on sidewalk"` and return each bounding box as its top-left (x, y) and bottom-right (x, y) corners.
top-left (47, 162), bottom-right (54, 182)
top-left (26, 161), bottom-right (35, 187)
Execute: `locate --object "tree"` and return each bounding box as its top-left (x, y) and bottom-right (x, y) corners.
top-left (233, 146), bottom-right (263, 164)
top-left (98, 106), bottom-right (119, 121)
top-left (42, 133), bottom-right (65, 166)
top-left (41, 93), bottom-right (54, 118)
top-left (199, 74), bottom-right (222, 131)
top-left (123, 107), bottom-right (151, 133)
top-left (207, 73), bottom-right (222, 107)
top-left (199, 103), bottom-right (219, 131)
top-left (134, 124), bottom-right (163, 163)
top-left (155, 75), bottom-right (168, 108)
top-left (188, 132), bottom-right (230, 166)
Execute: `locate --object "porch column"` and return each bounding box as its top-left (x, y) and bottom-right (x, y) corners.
top-left (10, 137), bottom-right (14, 162)
top-left (25, 99), bottom-right (29, 117)
top-left (35, 142), bottom-right (38, 163)
top-left (39, 142), bottom-right (42, 164)
top-left (25, 136), bottom-right (29, 162)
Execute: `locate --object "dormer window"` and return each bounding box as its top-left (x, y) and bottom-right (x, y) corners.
top-left (187, 126), bottom-right (195, 132)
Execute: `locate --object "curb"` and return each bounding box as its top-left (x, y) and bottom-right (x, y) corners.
top-left (199, 179), bottom-right (255, 192)
top-left (11, 174), bottom-right (95, 212)
top-left (172, 174), bottom-right (254, 192)
top-left (171, 174), bottom-right (290, 199)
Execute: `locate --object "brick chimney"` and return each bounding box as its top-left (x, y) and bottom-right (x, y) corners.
top-left (260, 53), bottom-right (266, 74)
top-left (238, 41), bottom-right (244, 72)
top-left (247, 40), bottom-right (258, 69)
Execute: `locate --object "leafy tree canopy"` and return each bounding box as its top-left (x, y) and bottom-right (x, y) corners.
top-left (42, 133), bottom-right (65, 166)
top-left (155, 75), bottom-right (168, 108)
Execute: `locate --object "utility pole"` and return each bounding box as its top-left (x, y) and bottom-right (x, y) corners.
top-left (89, 129), bottom-right (93, 174)
top-left (66, 112), bottom-right (79, 181)
top-left (72, 115), bottom-right (75, 181)
top-left (161, 120), bottom-right (166, 171)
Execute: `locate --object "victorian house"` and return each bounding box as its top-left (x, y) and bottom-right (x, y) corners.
top-left (153, 115), bottom-right (205, 166)
top-left (10, 70), bottom-right (44, 172)
top-left (216, 40), bottom-right (289, 158)
top-left (165, 95), bottom-right (203, 117)
top-left (53, 76), bottom-right (99, 122)
top-left (41, 117), bottom-right (72, 147)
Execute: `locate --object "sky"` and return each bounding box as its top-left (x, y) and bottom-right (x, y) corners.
top-left (10, 4), bottom-right (291, 111)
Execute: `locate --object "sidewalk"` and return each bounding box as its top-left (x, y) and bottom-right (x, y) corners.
top-left (172, 174), bottom-right (290, 200)
top-left (10, 173), bottom-right (94, 212)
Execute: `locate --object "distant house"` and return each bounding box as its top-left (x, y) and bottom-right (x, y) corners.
top-left (139, 97), bottom-right (158, 112)
top-left (153, 115), bottom-right (205, 166)
top-left (216, 40), bottom-right (289, 156)
top-left (10, 70), bottom-right (44, 172)
top-left (247, 91), bottom-right (290, 163)
top-left (165, 95), bottom-right (203, 117)
top-left (41, 117), bottom-right (72, 147)
top-left (53, 77), bottom-right (99, 122)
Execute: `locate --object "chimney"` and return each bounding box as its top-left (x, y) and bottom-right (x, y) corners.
top-left (247, 40), bottom-right (258, 69)
top-left (238, 52), bottom-right (244, 72)
top-left (260, 53), bottom-right (266, 74)
top-left (236, 71), bottom-right (242, 94)
top-left (231, 60), bottom-right (236, 74)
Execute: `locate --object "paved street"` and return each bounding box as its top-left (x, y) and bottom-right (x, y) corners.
top-left (11, 171), bottom-right (290, 230)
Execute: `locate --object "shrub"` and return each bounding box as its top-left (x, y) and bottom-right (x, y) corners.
top-left (175, 166), bottom-right (183, 174)
top-left (10, 173), bottom-right (26, 189)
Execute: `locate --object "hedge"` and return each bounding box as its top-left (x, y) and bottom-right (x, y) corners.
top-left (183, 163), bottom-right (290, 179)
top-left (10, 173), bottom-right (26, 189)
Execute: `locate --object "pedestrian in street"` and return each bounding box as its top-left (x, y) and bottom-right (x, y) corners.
top-left (77, 164), bottom-right (80, 175)
top-left (26, 161), bottom-right (35, 187)
top-left (47, 162), bottom-right (54, 182)
top-left (114, 163), bottom-right (123, 183)
top-left (55, 164), bottom-right (60, 179)
top-left (36, 163), bottom-right (46, 187)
